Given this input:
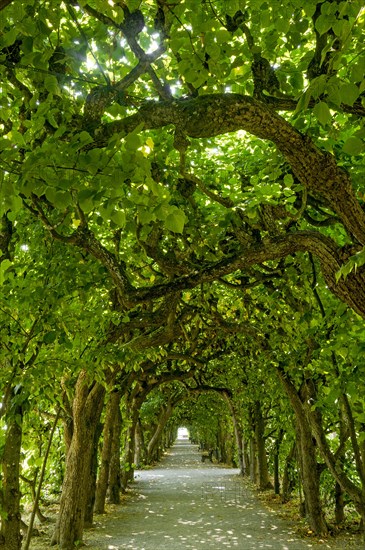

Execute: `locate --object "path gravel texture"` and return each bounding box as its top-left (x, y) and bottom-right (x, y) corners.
top-left (79, 438), bottom-right (361, 550)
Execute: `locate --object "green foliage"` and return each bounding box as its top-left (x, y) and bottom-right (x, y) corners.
top-left (1, 0), bottom-right (365, 540)
top-left (336, 247), bottom-right (365, 280)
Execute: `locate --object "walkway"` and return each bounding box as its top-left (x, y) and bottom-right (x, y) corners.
top-left (84, 438), bottom-right (350, 550)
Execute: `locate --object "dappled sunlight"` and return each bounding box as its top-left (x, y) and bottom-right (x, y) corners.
top-left (84, 440), bottom-right (328, 549)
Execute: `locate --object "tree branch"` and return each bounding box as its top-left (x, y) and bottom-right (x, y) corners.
top-left (92, 93), bottom-right (365, 244)
top-left (0, 0), bottom-right (14, 10)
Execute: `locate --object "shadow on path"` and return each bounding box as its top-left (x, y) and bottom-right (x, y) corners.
top-left (85, 439), bottom-right (341, 549)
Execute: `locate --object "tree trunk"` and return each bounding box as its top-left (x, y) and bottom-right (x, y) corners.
top-left (249, 437), bottom-right (258, 483)
top-left (254, 400), bottom-right (273, 490)
top-left (134, 419), bottom-right (143, 468)
top-left (305, 389), bottom-right (365, 529)
top-left (0, 404), bottom-right (23, 550)
top-left (334, 405), bottom-right (347, 525)
top-left (94, 390), bottom-right (121, 514)
top-left (121, 412), bottom-right (138, 489)
top-left (62, 391), bottom-right (73, 456)
top-left (247, 408), bottom-right (257, 482)
top-left (297, 419), bottom-right (327, 532)
top-left (243, 435), bottom-right (250, 475)
top-left (281, 441), bottom-right (296, 503)
top-left (107, 402), bottom-right (122, 504)
top-left (23, 408), bottom-right (61, 550)
top-left (84, 421), bottom-right (103, 527)
top-left (225, 428), bottom-right (234, 466)
top-left (146, 400), bottom-right (173, 464)
top-left (224, 393), bottom-right (245, 475)
top-left (276, 368), bottom-right (328, 535)
top-left (217, 420), bottom-right (227, 463)
top-left (121, 392), bottom-right (146, 489)
top-left (334, 482), bottom-right (345, 524)
top-left (51, 371), bottom-right (105, 549)
top-left (273, 430), bottom-right (284, 495)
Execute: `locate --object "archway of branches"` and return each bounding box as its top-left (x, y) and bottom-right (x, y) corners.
top-left (1, 0), bottom-right (365, 549)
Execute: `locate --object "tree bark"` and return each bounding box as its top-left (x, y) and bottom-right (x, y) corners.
top-left (0, 0), bottom-right (15, 11)
top-left (273, 430), bottom-right (284, 495)
top-left (94, 94), bottom-right (365, 247)
top-left (0, 404), bottom-right (23, 550)
top-left (84, 421), bottom-right (103, 527)
top-left (146, 400), bottom-right (173, 464)
top-left (249, 437), bottom-right (258, 483)
top-left (276, 368), bottom-right (328, 535)
top-left (253, 400), bottom-right (273, 490)
top-left (304, 389), bottom-right (365, 528)
top-left (217, 420), bottom-right (227, 463)
top-left (51, 371), bottom-right (105, 549)
top-left (107, 402), bottom-right (122, 504)
top-left (134, 418), bottom-right (144, 468)
top-left (296, 417), bottom-right (327, 533)
top-left (94, 390), bottom-right (121, 514)
top-left (242, 435), bottom-right (250, 476)
top-left (77, 223), bottom-right (365, 321)
top-left (121, 387), bottom-right (149, 489)
top-left (121, 405), bottom-right (141, 489)
top-left (223, 393), bottom-right (245, 475)
top-left (23, 408), bottom-right (61, 550)
top-left (335, 481), bottom-right (345, 525)
top-left (281, 441), bottom-right (296, 503)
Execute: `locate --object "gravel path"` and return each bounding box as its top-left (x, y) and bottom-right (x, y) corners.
top-left (80, 439), bottom-right (360, 550)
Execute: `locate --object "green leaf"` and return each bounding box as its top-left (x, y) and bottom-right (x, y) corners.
top-left (313, 101), bottom-right (331, 126)
top-left (215, 29), bottom-right (231, 45)
top-left (7, 130), bottom-right (25, 146)
top-left (138, 207), bottom-right (155, 225)
top-left (44, 75), bottom-right (60, 95)
top-left (43, 331), bottom-right (57, 344)
top-left (125, 131), bottom-right (141, 151)
top-left (78, 131), bottom-right (94, 145)
top-left (0, 28), bottom-right (19, 48)
top-left (315, 14), bottom-right (333, 35)
top-left (53, 191), bottom-right (73, 209)
top-left (46, 111), bottom-right (59, 128)
top-left (355, 412), bottom-right (365, 424)
top-left (303, 4), bottom-right (316, 18)
top-left (336, 246), bottom-right (365, 281)
top-left (54, 125), bottom-right (67, 138)
top-left (342, 137), bottom-right (364, 156)
top-left (111, 210), bottom-right (126, 227)
top-left (350, 59), bottom-right (365, 83)
top-left (326, 78), bottom-right (342, 106)
top-left (294, 88), bottom-right (311, 114)
top-left (339, 83), bottom-right (359, 106)
top-left (164, 208), bottom-right (186, 233)
top-left (275, 18), bottom-right (290, 34)
top-left (225, 0), bottom-right (239, 16)
top-left (283, 174), bottom-right (294, 186)
top-left (332, 19), bottom-right (351, 40)
top-left (77, 189), bottom-right (95, 212)
top-left (10, 194), bottom-right (23, 213)
top-left (0, 259), bottom-right (12, 285)
top-left (124, 123), bottom-right (144, 151)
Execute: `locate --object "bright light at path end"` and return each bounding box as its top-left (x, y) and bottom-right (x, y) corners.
top-left (178, 427), bottom-right (189, 439)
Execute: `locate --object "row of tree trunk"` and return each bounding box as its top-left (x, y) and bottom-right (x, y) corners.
top-left (234, 365), bottom-right (365, 537)
top-left (1, 358), bottom-right (365, 548)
